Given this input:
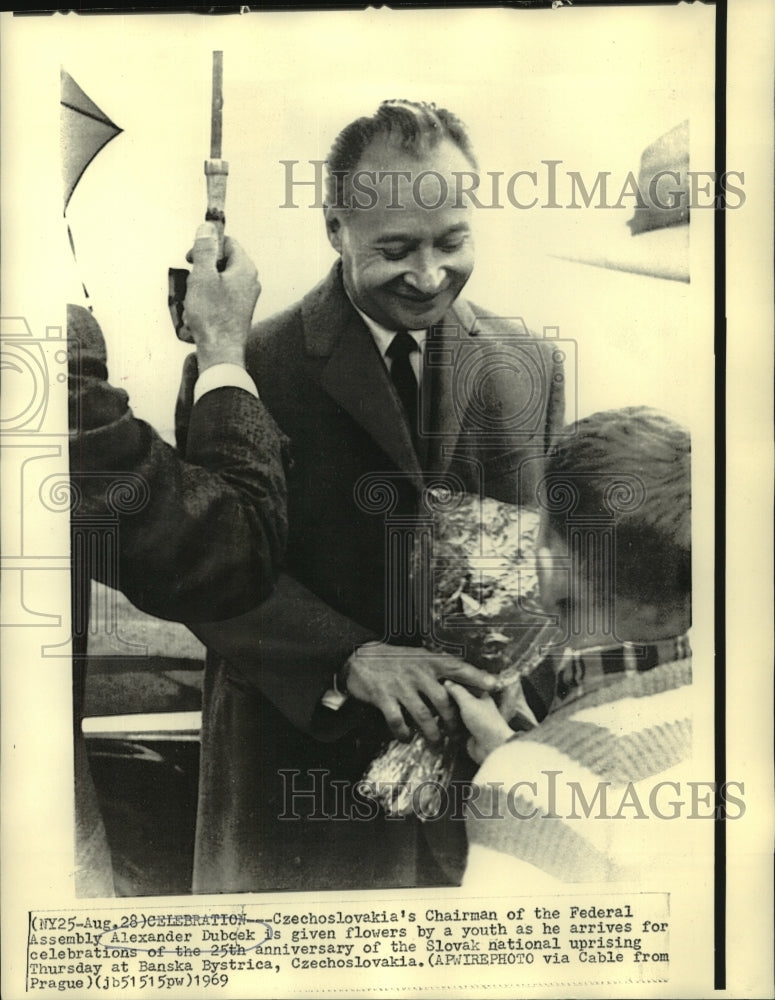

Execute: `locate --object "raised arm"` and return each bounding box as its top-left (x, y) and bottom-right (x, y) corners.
top-left (67, 226), bottom-right (289, 622)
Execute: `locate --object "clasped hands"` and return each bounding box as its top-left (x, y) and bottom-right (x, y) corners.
top-left (343, 642), bottom-right (515, 764)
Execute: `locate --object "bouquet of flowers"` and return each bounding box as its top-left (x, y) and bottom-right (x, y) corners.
top-left (359, 493), bottom-right (553, 820)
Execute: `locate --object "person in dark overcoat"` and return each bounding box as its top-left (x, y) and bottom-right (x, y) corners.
top-left (180, 101), bottom-right (566, 892)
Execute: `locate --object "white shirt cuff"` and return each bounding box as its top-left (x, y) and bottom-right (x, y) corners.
top-left (193, 363), bottom-right (259, 404)
top-left (320, 672), bottom-right (349, 711)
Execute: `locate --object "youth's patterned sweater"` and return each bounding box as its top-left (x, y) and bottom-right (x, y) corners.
top-left (463, 637), bottom-right (694, 885)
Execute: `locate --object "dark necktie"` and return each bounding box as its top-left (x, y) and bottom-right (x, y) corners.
top-left (386, 330), bottom-right (420, 448)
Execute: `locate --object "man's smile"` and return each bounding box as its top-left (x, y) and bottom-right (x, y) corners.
top-left (390, 284), bottom-right (450, 304)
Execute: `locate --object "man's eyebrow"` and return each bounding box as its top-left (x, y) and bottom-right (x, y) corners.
top-left (373, 224), bottom-right (470, 244)
top-left (438, 223), bottom-right (470, 237)
top-left (373, 233), bottom-right (414, 245)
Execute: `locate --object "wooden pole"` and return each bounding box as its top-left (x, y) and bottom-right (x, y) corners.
top-left (204, 50), bottom-right (228, 265)
top-left (170, 51), bottom-right (229, 342)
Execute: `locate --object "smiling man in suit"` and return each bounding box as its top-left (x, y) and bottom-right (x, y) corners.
top-left (181, 100), bottom-right (565, 892)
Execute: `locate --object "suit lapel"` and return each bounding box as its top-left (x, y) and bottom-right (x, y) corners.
top-left (423, 297), bottom-right (477, 475)
top-left (302, 264), bottom-right (423, 484)
top-left (300, 263), bottom-right (481, 483)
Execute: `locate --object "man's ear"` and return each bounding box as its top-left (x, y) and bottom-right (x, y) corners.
top-left (537, 546), bottom-right (556, 608)
top-left (324, 206), bottom-right (344, 253)
top-left (537, 536), bottom-right (568, 615)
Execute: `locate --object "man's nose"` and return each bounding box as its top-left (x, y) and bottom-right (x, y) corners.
top-left (403, 252), bottom-right (445, 293)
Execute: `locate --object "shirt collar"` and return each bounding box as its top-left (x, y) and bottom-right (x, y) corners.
top-left (544, 633), bottom-right (692, 714)
top-left (350, 301), bottom-right (426, 359)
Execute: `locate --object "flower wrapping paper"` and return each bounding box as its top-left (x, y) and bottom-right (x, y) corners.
top-left (360, 493), bottom-right (552, 819)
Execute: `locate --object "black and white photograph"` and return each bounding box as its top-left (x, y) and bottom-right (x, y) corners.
top-left (1, 4), bottom-right (772, 999)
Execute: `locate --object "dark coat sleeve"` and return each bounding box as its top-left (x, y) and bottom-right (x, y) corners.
top-left (187, 572), bottom-right (381, 740)
top-left (68, 339), bottom-right (288, 623)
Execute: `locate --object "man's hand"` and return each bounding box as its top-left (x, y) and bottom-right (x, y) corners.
top-left (342, 642), bottom-right (500, 743)
top-left (182, 223), bottom-right (261, 372)
top-left (444, 681), bottom-right (514, 765)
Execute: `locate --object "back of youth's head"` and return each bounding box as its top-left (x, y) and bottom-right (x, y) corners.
top-left (544, 406), bottom-right (691, 615)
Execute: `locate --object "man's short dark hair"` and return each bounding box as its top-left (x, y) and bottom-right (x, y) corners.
top-left (325, 99), bottom-right (477, 208)
top-left (543, 406), bottom-right (691, 607)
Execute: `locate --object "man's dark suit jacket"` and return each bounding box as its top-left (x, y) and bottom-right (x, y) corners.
top-left (180, 261), bottom-right (565, 893)
top-left (68, 313), bottom-right (288, 895)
